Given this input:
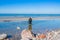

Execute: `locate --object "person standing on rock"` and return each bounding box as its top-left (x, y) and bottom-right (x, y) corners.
top-left (28, 17), bottom-right (32, 25)
top-left (28, 17), bottom-right (32, 31)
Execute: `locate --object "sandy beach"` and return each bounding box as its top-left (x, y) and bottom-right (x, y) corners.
top-left (0, 16), bottom-right (60, 22)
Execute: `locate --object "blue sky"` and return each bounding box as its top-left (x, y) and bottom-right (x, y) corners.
top-left (0, 0), bottom-right (60, 14)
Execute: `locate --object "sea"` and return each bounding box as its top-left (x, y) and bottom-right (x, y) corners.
top-left (0, 14), bottom-right (60, 35)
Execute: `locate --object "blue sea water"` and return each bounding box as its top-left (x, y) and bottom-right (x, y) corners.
top-left (0, 14), bottom-right (60, 17)
top-left (0, 14), bottom-right (60, 34)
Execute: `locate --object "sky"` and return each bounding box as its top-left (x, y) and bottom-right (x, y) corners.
top-left (0, 0), bottom-right (60, 14)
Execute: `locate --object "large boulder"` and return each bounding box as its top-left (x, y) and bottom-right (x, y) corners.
top-left (21, 29), bottom-right (34, 40)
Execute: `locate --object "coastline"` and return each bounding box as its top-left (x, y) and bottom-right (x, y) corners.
top-left (0, 16), bottom-right (60, 22)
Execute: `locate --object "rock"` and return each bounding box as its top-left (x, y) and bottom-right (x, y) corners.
top-left (0, 33), bottom-right (7, 40)
top-left (21, 29), bottom-right (34, 39)
top-left (21, 38), bottom-right (30, 40)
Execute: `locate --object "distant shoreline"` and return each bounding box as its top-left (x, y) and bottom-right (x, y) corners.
top-left (0, 16), bottom-right (60, 22)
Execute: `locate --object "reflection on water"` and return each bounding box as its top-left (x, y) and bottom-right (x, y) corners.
top-left (0, 20), bottom-right (60, 34)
